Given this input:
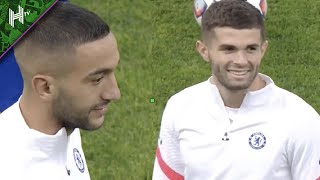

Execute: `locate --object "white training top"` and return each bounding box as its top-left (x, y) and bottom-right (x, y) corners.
top-left (0, 101), bottom-right (91, 180)
top-left (153, 74), bottom-right (320, 180)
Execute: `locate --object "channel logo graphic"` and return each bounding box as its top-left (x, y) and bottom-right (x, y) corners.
top-left (0, 0), bottom-right (58, 59)
top-left (9, 5), bottom-right (29, 28)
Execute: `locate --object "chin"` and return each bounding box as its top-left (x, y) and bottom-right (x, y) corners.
top-left (226, 83), bottom-right (251, 91)
top-left (86, 115), bottom-right (105, 131)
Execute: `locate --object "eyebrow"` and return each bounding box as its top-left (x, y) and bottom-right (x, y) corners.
top-left (82, 68), bottom-right (112, 83)
top-left (87, 68), bottom-right (112, 77)
top-left (87, 58), bottom-right (120, 76)
top-left (247, 44), bottom-right (260, 48)
top-left (219, 44), bottom-right (236, 49)
top-left (219, 44), bottom-right (260, 49)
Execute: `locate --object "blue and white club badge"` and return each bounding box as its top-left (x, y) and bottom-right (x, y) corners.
top-left (73, 148), bottom-right (85, 173)
top-left (249, 132), bottom-right (266, 150)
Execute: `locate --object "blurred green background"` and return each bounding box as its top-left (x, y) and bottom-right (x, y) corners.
top-left (71, 0), bottom-right (320, 179)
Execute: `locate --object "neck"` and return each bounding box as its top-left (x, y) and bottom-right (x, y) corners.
top-left (211, 75), bottom-right (266, 108)
top-left (19, 90), bottom-right (62, 135)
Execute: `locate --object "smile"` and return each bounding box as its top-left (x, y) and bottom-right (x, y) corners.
top-left (94, 106), bottom-right (107, 110)
top-left (93, 104), bottom-right (108, 112)
top-left (93, 106), bottom-right (108, 117)
top-left (228, 70), bottom-right (249, 76)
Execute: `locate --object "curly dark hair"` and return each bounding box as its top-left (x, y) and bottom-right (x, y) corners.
top-left (201, 0), bottom-right (265, 42)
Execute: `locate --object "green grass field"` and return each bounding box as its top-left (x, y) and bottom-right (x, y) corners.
top-left (70, 0), bottom-right (320, 179)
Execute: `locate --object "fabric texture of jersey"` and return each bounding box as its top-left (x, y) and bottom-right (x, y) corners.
top-left (0, 49), bottom-right (23, 112)
top-left (153, 74), bottom-right (320, 180)
top-left (0, 101), bottom-right (91, 180)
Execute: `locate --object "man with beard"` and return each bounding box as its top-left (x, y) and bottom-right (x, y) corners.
top-left (152, 0), bottom-right (320, 180)
top-left (0, 1), bottom-right (120, 179)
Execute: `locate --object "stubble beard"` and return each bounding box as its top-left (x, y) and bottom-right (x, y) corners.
top-left (212, 62), bottom-right (259, 91)
top-left (52, 90), bottom-right (97, 131)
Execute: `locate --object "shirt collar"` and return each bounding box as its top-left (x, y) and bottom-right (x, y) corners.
top-left (12, 99), bottom-right (70, 159)
top-left (207, 73), bottom-right (276, 108)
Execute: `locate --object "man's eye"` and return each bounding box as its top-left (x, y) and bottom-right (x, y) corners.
top-left (222, 47), bottom-right (235, 53)
top-left (248, 47), bottom-right (257, 51)
top-left (93, 77), bottom-right (103, 84)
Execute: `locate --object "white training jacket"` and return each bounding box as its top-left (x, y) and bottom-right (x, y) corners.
top-left (0, 101), bottom-right (91, 180)
top-left (153, 74), bottom-right (320, 180)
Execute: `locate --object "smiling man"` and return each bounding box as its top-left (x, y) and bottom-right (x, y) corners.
top-left (152, 0), bottom-right (320, 179)
top-left (0, 1), bottom-right (120, 179)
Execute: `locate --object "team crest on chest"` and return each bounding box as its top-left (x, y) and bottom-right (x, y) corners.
top-left (249, 132), bottom-right (266, 150)
top-left (73, 148), bottom-right (85, 173)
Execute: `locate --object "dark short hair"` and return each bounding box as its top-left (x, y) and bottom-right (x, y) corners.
top-left (201, 0), bottom-right (265, 42)
top-left (16, 1), bottom-right (110, 50)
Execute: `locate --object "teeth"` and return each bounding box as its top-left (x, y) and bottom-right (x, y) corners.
top-left (229, 71), bottom-right (247, 76)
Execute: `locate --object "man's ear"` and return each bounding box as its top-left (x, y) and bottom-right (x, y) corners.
top-left (196, 40), bottom-right (210, 62)
top-left (261, 40), bottom-right (269, 57)
top-left (31, 75), bottom-right (57, 101)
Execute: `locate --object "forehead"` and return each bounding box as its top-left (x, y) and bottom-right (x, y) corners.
top-left (72, 33), bottom-right (119, 74)
top-left (211, 27), bottom-right (262, 46)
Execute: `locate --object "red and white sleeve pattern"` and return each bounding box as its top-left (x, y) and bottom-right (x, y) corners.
top-left (152, 98), bottom-right (184, 180)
